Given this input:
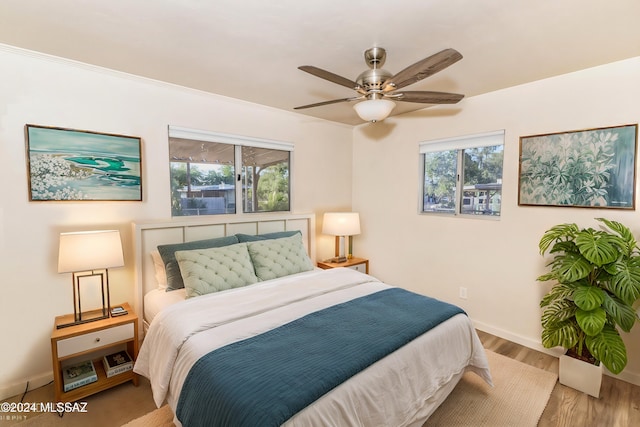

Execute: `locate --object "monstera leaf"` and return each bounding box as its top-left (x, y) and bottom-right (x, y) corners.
top-left (602, 293), bottom-right (638, 333)
top-left (609, 258), bottom-right (640, 305)
top-left (550, 252), bottom-right (593, 283)
top-left (541, 299), bottom-right (576, 328)
top-left (541, 319), bottom-right (579, 350)
top-left (586, 324), bottom-right (627, 374)
top-left (573, 285), bottom-right (605, 311)
top-left (575, 228), bottom-right (621, 266)
top-left (575, 307), bottom-right (606, 336)
top-left (539, 223), bottom-right (579, 254)
top-left (597, 218), bottom-right (637, 256)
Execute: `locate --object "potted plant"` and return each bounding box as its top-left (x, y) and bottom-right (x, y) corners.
top-left (537, 218), bottom-right (640, 397)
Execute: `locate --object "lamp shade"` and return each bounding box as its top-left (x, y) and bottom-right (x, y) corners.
top-left (322, 212), bottom-right (361, 236)
top-left (353, 99), bottom-right (396, 122)
top-left (58, 230), bottom-right (124, 273)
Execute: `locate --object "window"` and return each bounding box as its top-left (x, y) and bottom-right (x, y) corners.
top-left (168, 126), bottom-right (292, 216)
top-left (420, 130), bottom-right (504, 216)
top-left (240, 146), bottom-right (290, 213)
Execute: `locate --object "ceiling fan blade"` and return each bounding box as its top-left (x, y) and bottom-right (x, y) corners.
top-left (383, 48), bottom-right (463, 91)
top-left (294, 97), bottom-right (358, 110)
top-left (298, 66), bottom-right (360, 90)
top-left (393, 91), bottom-right (464, 104)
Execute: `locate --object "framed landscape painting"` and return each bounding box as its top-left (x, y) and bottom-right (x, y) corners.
top-left (26, 125), bottom-right (142, 201)
top-left (518, 124), bottom-right (637, 209)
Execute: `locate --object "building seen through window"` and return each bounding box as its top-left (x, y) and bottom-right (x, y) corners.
top-left (421, 131), bottom-right (504, 217)
top-left (168, 127), bottom-right (291, 216)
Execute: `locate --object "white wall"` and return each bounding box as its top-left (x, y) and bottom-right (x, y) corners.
top-left (352, 56), bottom-right (640, 386)
top-left (0, 45), bottom-right (353, 398)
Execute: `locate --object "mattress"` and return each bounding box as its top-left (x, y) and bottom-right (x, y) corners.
top-left (135, 268), bottom-right (492, 426)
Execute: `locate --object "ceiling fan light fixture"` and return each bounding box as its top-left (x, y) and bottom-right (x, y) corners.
top-left (353, 99), bottom-right (396, 123)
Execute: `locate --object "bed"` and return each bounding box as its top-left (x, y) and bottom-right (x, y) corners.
top-left (132, 214), bottom-right (492, 426)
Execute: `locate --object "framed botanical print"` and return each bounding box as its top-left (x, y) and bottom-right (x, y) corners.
top-left (26, 124), bottom-right (142, 201)
top-left (518, 124), bottom-right (637, 209)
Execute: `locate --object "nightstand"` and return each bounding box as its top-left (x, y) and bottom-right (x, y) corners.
top-left (317, 257), bottom-right (369, 274)
top-left (50, 302), bottom-right (139, 402)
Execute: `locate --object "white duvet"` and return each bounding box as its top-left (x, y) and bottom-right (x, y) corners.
top-left (135, 268), bottom-right (492, 426)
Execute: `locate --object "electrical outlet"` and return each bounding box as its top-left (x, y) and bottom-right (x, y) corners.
top-left (459, 287), bottom-right (468, 299)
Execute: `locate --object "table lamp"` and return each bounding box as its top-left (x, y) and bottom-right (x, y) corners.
top-left (322, 212), bottom-right (361, 262)
top-left (57, 230), bottom-right (124, 328)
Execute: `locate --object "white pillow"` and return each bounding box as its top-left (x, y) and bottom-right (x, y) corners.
top-left (151, 249), bottom-right (168, 290)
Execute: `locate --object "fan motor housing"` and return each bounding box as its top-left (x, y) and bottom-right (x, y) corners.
top-left (356, 68), bottom-right (392, 91)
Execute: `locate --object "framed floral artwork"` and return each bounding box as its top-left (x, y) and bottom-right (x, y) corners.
top-left (518, 124), bottom-right (637, 209)
top-left (26, 124), bottom-right (142, 201)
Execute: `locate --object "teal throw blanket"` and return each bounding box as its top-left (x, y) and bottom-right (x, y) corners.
top-left (176, 287), bottom-right (465, 427)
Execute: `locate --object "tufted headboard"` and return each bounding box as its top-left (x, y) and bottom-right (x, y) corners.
top-left (132, 213), bottom-right (316, 332)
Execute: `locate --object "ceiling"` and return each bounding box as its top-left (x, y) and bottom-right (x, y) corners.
top-left (1, 1), bottom-right (640, 126)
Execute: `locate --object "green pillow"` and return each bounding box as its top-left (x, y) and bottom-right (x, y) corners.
top-left (175, 243), bottom-right (258, 298)
top-left (157, 235), bottom-right (239, 291)
top-left (246, 234), bottom-right (314, 281)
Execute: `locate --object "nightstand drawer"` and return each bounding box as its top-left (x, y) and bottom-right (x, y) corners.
top-left (348, 264), bottom-right (367, 273)
top-left (57, 323), bottom-right (134, 358)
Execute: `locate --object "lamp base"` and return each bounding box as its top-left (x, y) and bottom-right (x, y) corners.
top-left (56, 308), bottom-right (110, 329)
top-left (63, 269), bottom-right (111, 329)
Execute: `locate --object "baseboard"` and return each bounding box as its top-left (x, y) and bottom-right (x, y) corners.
top-left (611, 364), bottom-right (640, 387)
top-left (473, 320), bottom-right (640, 388)
top-left (0, 372), bottom-right (53, 401)
top-left (472, 320), bottom-right (564, 358)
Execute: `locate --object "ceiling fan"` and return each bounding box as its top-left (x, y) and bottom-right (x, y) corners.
top-left (294, 47), bottom-right (464, 123)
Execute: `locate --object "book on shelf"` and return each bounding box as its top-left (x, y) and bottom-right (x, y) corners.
top-left (62, 360), bottom-right (97, 392)
top-left (103, 350), bottom-right (133, 378)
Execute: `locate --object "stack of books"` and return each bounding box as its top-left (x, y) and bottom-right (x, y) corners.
top-left (63, 360), bottom-right (97, 392)
top-left (110, 306), bottom-right (128, 317)
top-left (102, 350), bottom-right (133, 378)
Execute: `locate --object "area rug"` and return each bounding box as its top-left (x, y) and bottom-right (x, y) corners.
top-left (122, 350), bottom-right (558, 427)
top-left (121, 404), bottom-right (174, 427)
top-left (426, 350), bottom-right (558, 426)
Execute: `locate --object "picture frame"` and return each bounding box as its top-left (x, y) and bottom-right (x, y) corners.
top-left (26, 124), bottom-right (142, 201)
top-left (518, 124), bottom-right (637, 209)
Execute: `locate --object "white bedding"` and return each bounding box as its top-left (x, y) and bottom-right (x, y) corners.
top-left (144, 288), bottom-right (186, 324)
top-left (135, 268), bottom-right (492, 426)
top-left (143, 270), bottom-right (324, 325)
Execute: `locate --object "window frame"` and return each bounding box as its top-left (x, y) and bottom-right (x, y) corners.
top-left (418, 130), bottom-right (505, 218)
top-left (168, 126), bottom-right (293, 217)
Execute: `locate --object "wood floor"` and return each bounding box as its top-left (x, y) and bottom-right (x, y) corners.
top-left (477, 330), bottom-right (640, 427)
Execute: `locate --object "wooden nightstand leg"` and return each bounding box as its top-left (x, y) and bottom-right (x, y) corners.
top-left (51, 340), bottom-right (62, 401)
